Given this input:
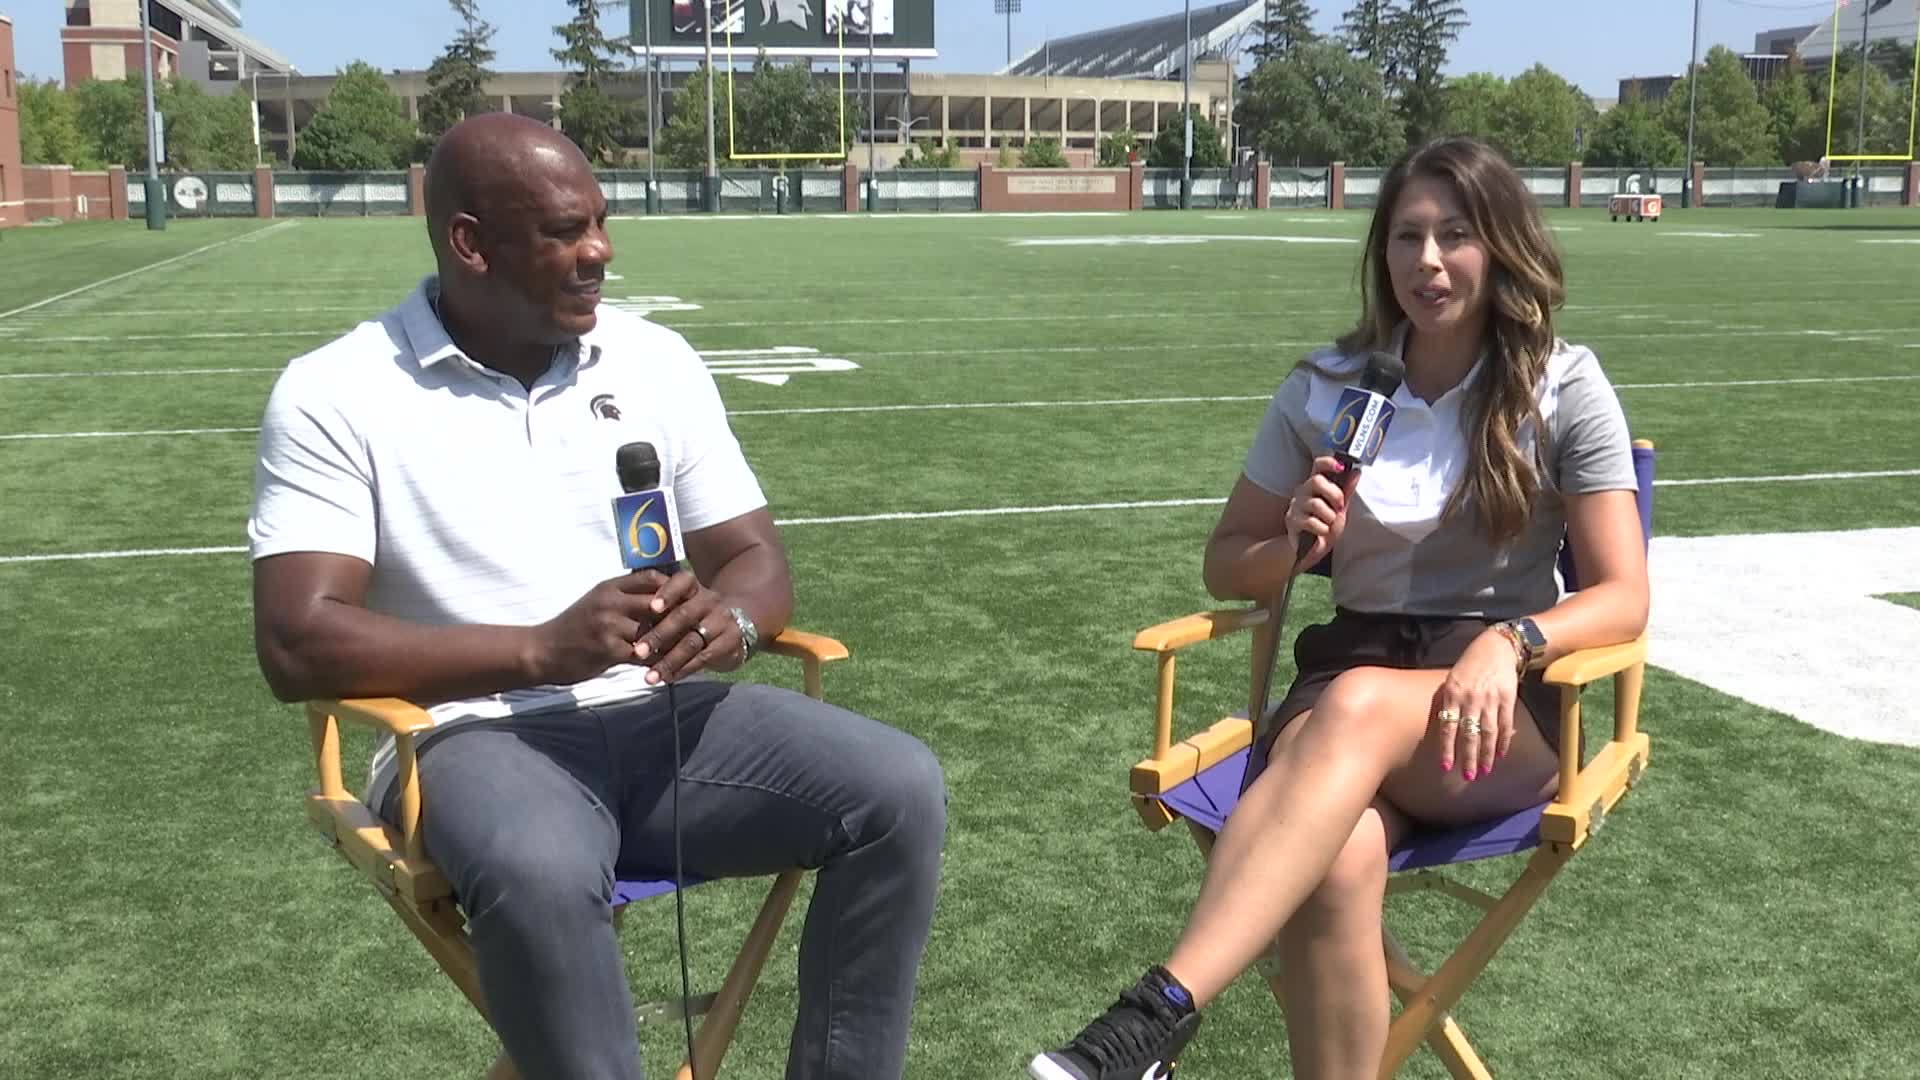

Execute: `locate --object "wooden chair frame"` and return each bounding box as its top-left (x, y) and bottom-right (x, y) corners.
top-left (303, 630), bottom-right (850, 1080)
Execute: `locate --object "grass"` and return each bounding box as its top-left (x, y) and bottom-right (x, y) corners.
top-left (2, 207), bottom-right (1918, 1079)
top-left (1878, 592), bottom-right (1920, 611)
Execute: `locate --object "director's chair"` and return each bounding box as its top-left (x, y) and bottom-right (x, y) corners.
top-left (1127, 441), bottom-right (1656, 1078)
top-left (303, 629), bottom-right (850, 1080)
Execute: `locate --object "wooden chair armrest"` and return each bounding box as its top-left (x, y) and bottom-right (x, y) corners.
top-left (1542, 636), bottom-right (1647, 687)
top-left (305, 697), bottom-right (437, 737)
top-left (1130, 716), bottom-right (1253, 796)
top-left (761, 628), bottom-right (849, 700)
top-left (762, 629), bottom-right (851, 663)
top-left (1133, 608), bottom-right (1269, 653)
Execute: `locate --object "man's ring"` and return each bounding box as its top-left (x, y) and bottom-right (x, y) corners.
top-left (1436, 707), bottom-right (1461, 724)
top-left (1462, 716), bottom-right (1482, 737)
top-left (692, 624), bottom-right (713, 647)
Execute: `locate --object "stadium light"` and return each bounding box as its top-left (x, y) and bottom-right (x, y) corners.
top-left (994, 0), bottom-right (1020, 68)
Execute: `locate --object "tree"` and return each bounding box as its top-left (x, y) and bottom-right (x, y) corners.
top-left (1340, 0), bottom-right (1401, 85)
top-left (1584, 98), bottom-right (1683, 167)
top-left (1659, 46), bottom-right (1775, 165)
top-left (1250, 0), bottom-right (1318, 63)
top-left (1494, 64), bottom-right (1595, 164)
top-left (1392, 0), bottom-right (1468, 145)
top-left (657, 67), bottom-right (710, 168)
top-left (1148, 110), bottom-right (1229, 168)
top-left (18, 80), bottom-right (100, 169)
top-left (659, 57), bottom-right (859, 169)
top-left (1759, 57), bottom-right (1822, 165)
top-left (1097, 128), bottom-right (1141, 167)
top-left (1238, 40), bottom-right (1402, 164)
top-left (1815, 46), bottom-right (1915, 160)
top-left (899, 138), bottom-right (960, 167)
top-left (418, 0), bottom-right (497, 143)
top-left (293, 62), bottom-right (417, 170)
top-left (1018, 137), bottom-right (1069, 168)
top-left (731, 54), bottom-right (859, 165)
top-left (1440, 72), bottom-right (1506, 144)
top-left (153, 78), bottom-right (255, 169)
top-left (553, 0), bottom-right (637, 165)
top-left (69, 77), bottom-right (145, 168)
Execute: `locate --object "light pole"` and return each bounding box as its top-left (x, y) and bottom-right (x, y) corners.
top-left (138, 0), bottom-right (167, 230)
top-left (867, 2), bottom-right (877, 211)
top-left (1681, 0), bottom-right (1701, 208)
top-left (702, 0), bottom-right (719, 212)
top-left (1181, 0), bottom-right (1192, 210)
top-left (1852, 0), bottom-right (1887, 201)
top-left (993, 0), bottom-right (1020, 69)
top-left (645, 0), bottom-right (661, 213)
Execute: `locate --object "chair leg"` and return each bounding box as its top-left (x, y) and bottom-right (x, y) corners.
top-left (1381, 930), bottom-right (1491, 1080)
top-left (1379, 845), bottom-right (1569, 1075)
top-left (673, 869), bottom-right (805, 1080)
top-left (385, 893), bottom-right (491, 1020)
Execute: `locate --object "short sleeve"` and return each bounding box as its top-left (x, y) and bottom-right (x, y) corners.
top-left (1550, 348), bottom-right (1637, 495)
top-left (1242, 370), bottom-right (1316, 497)
top-left (247, 369), bottom-right (378, 563)
top-left (664, 335), bottom-right (769, 531)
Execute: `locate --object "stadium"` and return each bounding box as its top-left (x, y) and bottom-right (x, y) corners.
top-left (2, 2), bottom-right (1919, 1079)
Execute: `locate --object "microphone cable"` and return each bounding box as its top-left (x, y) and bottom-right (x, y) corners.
top-left (667, 677), bottom-right (700, 1080)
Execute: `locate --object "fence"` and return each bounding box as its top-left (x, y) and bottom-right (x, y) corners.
top-left (33, 159), bottom-right (1920, 228)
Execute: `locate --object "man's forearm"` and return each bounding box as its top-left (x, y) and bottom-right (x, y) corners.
top-left (707, 541), bottom-right (794, 640)
top-left (260, 598), bottom-right (541, 705)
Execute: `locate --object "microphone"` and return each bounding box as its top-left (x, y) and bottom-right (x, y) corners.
top-left (612, 441), bottom-right (685, 575)
top-left (613, 439), bottom-right (700, 1077)
top-left (1246, 352), bottom-right (1406, 794)
top-left (1294, 352), bottom-right (1407, 560)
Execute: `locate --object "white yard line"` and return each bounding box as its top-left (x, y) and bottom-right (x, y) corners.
top-left (0, 222), bottom-right (299, 322)
top-left (6, 469), bottom-right (1916, 564)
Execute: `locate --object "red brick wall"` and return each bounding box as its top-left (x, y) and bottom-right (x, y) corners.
top-left (978, 166), bottom-right (1135, 212)
top-left (24, 165), bottom-right (76, 221)
top-left (71, 172), bottom-right (114, 220)
top-left (0, 17), bottom-right (22, 229)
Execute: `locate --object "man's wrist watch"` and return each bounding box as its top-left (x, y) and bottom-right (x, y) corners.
top-left (1493, 617), bottom-right (1548, 675)
top-left (726, 605), bottom-right (760, 663)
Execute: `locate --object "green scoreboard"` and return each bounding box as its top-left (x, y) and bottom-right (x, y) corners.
top-left (635, 0), bottom-right (938, 60)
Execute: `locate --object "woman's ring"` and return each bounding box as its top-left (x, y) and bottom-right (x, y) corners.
top-left (1436, 707), bottom-right (1461, 724)
top-left (1462, 716), bottom-right (1482, 737)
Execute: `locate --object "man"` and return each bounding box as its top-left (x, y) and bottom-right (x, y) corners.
top-left (248, 113), bottom-right (944, 1080)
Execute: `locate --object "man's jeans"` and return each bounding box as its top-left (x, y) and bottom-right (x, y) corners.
top-left (379, 681), bottom-right (946, 1080)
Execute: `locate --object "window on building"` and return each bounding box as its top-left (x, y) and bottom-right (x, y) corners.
top-left (67, 2), bottom-right (93, 28)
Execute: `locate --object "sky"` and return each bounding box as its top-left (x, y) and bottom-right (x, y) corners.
top-left (2, 1), bottom-right (1842, 97)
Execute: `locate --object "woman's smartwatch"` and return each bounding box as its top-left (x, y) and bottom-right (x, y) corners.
top-left (1493, 617), bottom-right (1548, 675)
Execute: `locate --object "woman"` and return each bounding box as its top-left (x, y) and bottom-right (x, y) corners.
top-left (1029, 137), bottom-right (1650, 1080)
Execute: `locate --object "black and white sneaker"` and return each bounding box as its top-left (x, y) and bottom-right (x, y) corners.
top-left (1028, 966), bottom-right (1203, 1080)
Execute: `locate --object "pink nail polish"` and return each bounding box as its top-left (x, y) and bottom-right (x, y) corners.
top-left (1463, 770), bottom-right (1476, 782)
top-left (1483, 761), bottom-right (1494, 775)
top-left (1441, 761), bottom-right (1452, 773)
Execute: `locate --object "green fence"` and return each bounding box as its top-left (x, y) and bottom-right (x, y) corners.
top-left (125, 171), bottom-right (257, 218)
top-left (870, 170), bottom-right (978, 212)
top-left (273, 172), bottom-right (412, 216)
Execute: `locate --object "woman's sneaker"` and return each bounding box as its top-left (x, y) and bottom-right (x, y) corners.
top-left (1028, 966), bottom-right (1203, 1080)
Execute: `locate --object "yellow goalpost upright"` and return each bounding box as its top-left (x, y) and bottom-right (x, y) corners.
top-left (1823, 0), bottom-right (1920, 162)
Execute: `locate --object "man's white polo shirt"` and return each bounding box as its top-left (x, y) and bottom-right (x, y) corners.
top-left (248, 277), bottom-right (766, 803)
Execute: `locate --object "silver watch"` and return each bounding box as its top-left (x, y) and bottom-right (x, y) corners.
top-left (726, 605), bottom-right (760, 662)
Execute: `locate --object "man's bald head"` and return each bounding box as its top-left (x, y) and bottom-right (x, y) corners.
top-left (421, 111), bottom-right (613, 351)
top-left (425, 113), bottom-right (596, 265)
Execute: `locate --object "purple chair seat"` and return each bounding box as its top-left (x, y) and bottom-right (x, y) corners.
top-left (1156, 748), bottom-right (1545, 872)
top-left (613, 875), bottom-right (705, 906)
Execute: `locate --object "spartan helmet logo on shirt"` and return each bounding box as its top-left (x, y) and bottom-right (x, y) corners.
top-left (590, 394), bottom-right (622, 421)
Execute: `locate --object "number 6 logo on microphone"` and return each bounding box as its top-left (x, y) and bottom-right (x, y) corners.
top-left (613, 489), bottom-right (683, 572)
top-left (1329, 386), bottom-right (1398, 466)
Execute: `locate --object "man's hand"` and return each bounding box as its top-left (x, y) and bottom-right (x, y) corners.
top-left (529, 571), bottom-right (675, 685)
top-left (633, 570), bottom-right (744, 683)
